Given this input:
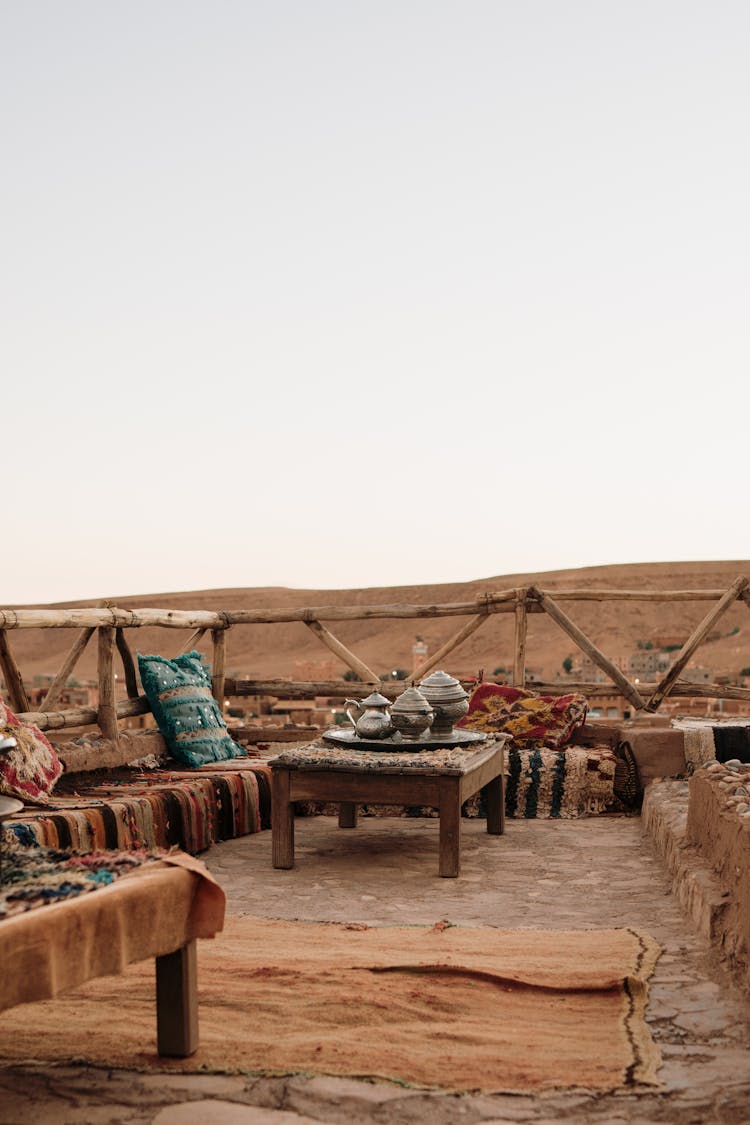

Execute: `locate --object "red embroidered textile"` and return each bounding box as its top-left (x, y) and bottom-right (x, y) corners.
top-left (458, 683), bottom-right (587, 749)
top-left (0, 701), bottom-right (63, 804)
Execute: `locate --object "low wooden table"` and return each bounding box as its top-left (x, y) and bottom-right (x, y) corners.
top-left (270, 737), bottom-right (506, 878)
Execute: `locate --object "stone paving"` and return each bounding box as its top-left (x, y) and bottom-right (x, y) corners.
top-left (1, 789), bottom-right (750, 1123)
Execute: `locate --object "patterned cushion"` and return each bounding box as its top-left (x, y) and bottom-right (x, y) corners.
top-left (458, 684), bottom-right (588, 749)
top-left (137, 651), bottom-right (246, 768)
top-left (0, 701), bottom-right (63, 805)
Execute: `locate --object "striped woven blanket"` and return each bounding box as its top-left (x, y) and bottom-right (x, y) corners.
top-left (3, 761), bottom-right (271, 854)
top-left (672, 719), bottom-right (750, 771)
top-left (497, 745), bottom-right (616, 818)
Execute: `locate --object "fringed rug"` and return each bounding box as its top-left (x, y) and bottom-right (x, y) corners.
top-left (0, 916), bottom-right (661, 1093)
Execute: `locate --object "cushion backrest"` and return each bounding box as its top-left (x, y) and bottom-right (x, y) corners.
top-left (137, 651), bottom-right (246, 768)
top-left (459, 683), bottom-right (588, 749)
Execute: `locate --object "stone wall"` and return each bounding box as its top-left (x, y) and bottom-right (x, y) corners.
top-left (686, 764), bottom-right (750, 988)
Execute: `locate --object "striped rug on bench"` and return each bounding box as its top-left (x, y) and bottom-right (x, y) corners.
top-left (3, 760), bottom-right (271, 855)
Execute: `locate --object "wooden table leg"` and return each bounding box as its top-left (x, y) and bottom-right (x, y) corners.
top-left (484, 773), bottom-right (505, 835)
top-left (156, 940), bottom-right (198, 1057)
top-left (272, 767), bottom-right (294, 868)
top-left (438, 776), bottom-right (461, 878)
top-left (339, 801), bottom-right (357, 828)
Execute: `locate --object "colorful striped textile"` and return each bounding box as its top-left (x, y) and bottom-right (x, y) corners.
top-left (0, 845), bottom-right (161, 919)
top-left (3, 760), bottom-right (271, 855)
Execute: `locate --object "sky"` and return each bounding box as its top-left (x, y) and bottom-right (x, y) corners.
top-left (2, 1), bottom-right (748, 604)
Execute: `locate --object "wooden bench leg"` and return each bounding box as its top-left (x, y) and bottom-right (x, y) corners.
top-left (339, 801), bottom-right (357, 828)
top-left (156, 940), bottom-right (198, 1057)
top-left (485, 773), bottom-right (505, 835)
top-left (438, 777), bottom-right (461, 877)
top-left (272, 768), bottom-right (295, 868)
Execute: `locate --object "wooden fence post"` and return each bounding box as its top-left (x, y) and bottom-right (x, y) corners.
top-left (211, 627), bottom-right (227, 706)
top-left (97, 626), bottom-right (119, 743)
top-left (513, 589), bottom-right (528, 688)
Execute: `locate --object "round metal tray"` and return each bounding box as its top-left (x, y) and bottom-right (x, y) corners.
top-left (0, 796), bottom-right (23, 820)
top-left (321, 727), bottom-right (487, 752)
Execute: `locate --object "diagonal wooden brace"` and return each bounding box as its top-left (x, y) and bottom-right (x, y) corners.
top-left (39, 627), bottom-right (95, 712)
top-left (529, 587), bottom-right (646, 712)
top-left (645, 575), bottom-right (750, 712)
top-left (411, 612), bottom-right (490, 682)
top-left (0, 629), bottom-right (30, 714)
top-left (304, 619), bottom-right (379, 684)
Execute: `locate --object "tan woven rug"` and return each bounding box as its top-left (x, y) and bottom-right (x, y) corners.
top-left (0, 917), bottom-right (661, 1093)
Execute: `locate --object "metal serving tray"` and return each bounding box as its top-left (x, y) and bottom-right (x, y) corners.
top-left (321, 727), bottom-right (487, 752)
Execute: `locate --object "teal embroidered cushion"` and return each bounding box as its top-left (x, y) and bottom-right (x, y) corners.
top-left (137, 651), bottom-right (246, 767)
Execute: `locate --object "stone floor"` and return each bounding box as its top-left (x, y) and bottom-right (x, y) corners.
top-left (1, 788), bottom-right (750, 1124)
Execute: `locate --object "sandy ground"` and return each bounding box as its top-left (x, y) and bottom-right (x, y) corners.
top-left (1, 794), bottom-right (750, 1123)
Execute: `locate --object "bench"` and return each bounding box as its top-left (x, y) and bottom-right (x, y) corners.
top-left (0, 851), bottom-right (225, 1057)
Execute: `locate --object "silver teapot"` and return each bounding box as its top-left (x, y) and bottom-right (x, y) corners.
top-left (345, 691), bottom-right (394, 740)
top-left (416, 670), bottom-right (469, 738)
top-left (390, 685), bottom-right (434, 741)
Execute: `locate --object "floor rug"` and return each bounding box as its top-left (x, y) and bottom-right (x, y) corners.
top-left (0, 917), bottom-right (661, 1093)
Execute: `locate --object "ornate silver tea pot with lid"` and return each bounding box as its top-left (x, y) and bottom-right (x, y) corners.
top-left (390, 685), bottom-right (434, 741)
top-left (416, 670), bottom-right (469, 738)
top-left (345, 691), bottom-right (394, 740)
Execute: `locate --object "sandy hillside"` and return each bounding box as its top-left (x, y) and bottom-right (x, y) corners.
top-left (5, 561), bottom-right (750, 687)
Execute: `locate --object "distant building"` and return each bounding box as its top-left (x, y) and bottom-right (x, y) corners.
top-left (412, 636), bottom-right (428, 673)
top-left (680, 666), bottom-right (713, 685)
top-left (628, 650), bottom-right (675, 678)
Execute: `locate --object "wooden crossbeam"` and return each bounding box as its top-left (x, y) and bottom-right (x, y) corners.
top-left (224, 678), bottom-right (479, 700)
top-left (19, 696), bottom-right (149, 731)
top-left (645, 575), bottom-right (750, 712)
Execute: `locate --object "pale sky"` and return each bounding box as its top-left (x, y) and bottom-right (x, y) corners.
top-left (2, 2), bottom-right (748, 604)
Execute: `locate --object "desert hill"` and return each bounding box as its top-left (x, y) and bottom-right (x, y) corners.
top-left (7, 561), bottom-right (750, 689)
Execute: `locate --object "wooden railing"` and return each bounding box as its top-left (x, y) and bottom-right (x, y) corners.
top-left (1, 576), bottom-right (749, 745)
